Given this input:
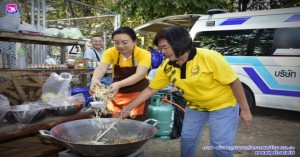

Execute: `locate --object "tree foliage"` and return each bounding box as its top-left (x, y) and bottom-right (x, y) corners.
top-left (111, 0), bottom-right (299, 29)
top-left (17, 0), bottom-right (300, 48)
top-left (45, 0), bottom-right (117, 37)
top-left (18, 0), bottom-right (300, 34)
top-left (111, 0), bottom-right (230, 28)
top-left (247, 0), bottom-right (300, 10)
top-left (111, 0), bottom-right (230, 47)
top-left (18, 0), bottom-right (117, 37)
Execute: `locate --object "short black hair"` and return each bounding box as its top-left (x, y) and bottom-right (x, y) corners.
top-left (91, 34), bottom-right (102, 38)
top-left (112, 27), bottom-right (137, 41)
top-left (153, 26), bottom-right (192, 58)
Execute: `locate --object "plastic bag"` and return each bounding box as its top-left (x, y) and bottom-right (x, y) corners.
top-left (41, 28), bottom-right (65, 38)
top-left (41, 72), bottom-right (73, 102)
top-left (5, 102), bottom-right (50, 124)
top-left (170, 91), bottom-right (186, 139)
top-left (48, 93), bottom-right (85, 107)
top-left (150, 49), bottom-right (164, 69)
top-left (62, 28), bottom-right (83, 39)
top-left (48, 93), bottom-right (85, 116)
top-left (18, 21), bottom-right (38, 32)
top-left (0, 94), bottom-right (10, 122)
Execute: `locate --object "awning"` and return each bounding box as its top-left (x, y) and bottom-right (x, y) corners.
top-left (134, 14), bottom-right (202, 34)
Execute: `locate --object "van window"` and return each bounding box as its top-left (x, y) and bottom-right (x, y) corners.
top-left (193, 28), bottom-right (300, 56)
top-left (272, 28), bottom-right (300, 56)
top-left (193, 29), bottom-right (276, 56)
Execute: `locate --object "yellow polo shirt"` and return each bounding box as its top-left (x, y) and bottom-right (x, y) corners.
top-left (101, 46), bottom-right (151, 76)
top-left (149, 48), bottom-right (238, 111)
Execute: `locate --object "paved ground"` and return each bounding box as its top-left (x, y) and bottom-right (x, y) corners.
top-left (143, 107), bottom-right (300, 157)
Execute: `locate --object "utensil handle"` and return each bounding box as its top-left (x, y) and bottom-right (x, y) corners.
top-left (95, 118), bottom-right (121, 141)
top-left (39, 130), bottom-right (53, 138)
top-left (144, 119), bottom-right (158, 126)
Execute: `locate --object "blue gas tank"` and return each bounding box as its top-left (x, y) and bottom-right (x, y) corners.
top-left (148, 94), bottom-right (174, 140)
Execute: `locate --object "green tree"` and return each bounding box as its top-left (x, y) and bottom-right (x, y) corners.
top-left (247, 0), bottom-right (300, 10)
top-left (111, 0), bottom-right (230, 47)
top-left (46, 0), bottom-right (117, 37)
top-left (112, 0), bottom-right (229, 28)
top-left (17, 0), bottom-right (300, 47)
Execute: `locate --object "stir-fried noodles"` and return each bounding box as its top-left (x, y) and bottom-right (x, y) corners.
top-left (91, 85), bottom-right (114, 104)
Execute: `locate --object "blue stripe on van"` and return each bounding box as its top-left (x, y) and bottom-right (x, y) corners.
top-left (225, 56), bottom-right (300, 91)
top-left (243, 67), bottom-right (300, 97)
top-left (285, 14), bottom-right (300, 22)
top-left (220, 17), bottom-right (250, 25)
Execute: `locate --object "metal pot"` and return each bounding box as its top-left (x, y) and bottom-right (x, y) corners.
top-left (50, 103), bottom-right (83, 116)
top-left (40, 118), bottom-right (157, 157)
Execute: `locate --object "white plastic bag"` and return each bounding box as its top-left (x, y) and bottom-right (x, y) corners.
top-left (18, 21), bottom-right (38, 32)
top-left (41, 28), bottom-right (65, 38)
top-left (41, 72), bottom-right (73, 102)
top-left (62, 28), bottom-right (83, 39)
top-left (0, 94), bottom-right (10, 122)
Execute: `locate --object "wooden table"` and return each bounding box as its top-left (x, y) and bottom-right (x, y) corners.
top-left (0, 134), bottom-right (65, 157)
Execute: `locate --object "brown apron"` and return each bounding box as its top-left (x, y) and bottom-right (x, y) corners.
top-left (107, 52), bottom-right (149, 121)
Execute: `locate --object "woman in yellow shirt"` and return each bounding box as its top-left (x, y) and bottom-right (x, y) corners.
top-left (120, 26), bottom-right (253, 157)
top-left (90, 27), bottom-right (151, 121)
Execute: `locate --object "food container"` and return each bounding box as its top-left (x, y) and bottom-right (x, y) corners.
top-left (66, 59), bottom-right (76, 69)
top-left (77, 62), bottom-right (84, 69)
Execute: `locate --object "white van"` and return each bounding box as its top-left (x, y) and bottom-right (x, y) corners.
top-left (190, 7), bottom-right (300, 111)
top-left (135, 7), bottom-right (300, 111)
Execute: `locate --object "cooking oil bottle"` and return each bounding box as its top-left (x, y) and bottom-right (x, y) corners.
top-left (148, 94), bottom-right (174, 140)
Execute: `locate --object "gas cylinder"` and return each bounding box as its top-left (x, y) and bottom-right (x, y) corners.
top-left (148, 94), bottom-right (174, 140)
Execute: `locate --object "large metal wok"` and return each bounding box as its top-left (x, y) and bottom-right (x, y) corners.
top-left (39, 118), bottom-right (157, 157)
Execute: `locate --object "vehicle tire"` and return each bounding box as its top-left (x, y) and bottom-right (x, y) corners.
top-left (243, 86), bottom-right (255, 110)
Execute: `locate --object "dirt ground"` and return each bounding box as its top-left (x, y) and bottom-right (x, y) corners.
top-left (2, 106), bottom-right (297, 157)
top-left (143, 107), bottom-right (300, 157)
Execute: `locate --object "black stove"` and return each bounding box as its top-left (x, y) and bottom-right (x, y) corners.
top-left (59, 147), bottom-right (145, 157)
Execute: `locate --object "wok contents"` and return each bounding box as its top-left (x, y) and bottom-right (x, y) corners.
top-left (74, 125), bottom-right (141, 145)
top-left (81, 86), bottom-right (140, 145)
top-left (75, 136), bottom-right (140, 145)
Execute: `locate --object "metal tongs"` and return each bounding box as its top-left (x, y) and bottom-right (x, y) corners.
top-left (94, 118), bottom-right (122, 142)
